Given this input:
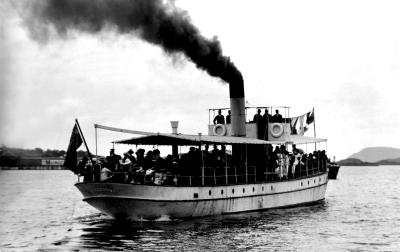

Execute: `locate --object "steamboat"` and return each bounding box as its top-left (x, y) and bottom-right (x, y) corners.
top-left (70, 86), bottom-right (329, 220)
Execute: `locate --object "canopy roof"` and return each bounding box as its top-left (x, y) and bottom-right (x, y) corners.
top-left (114, 133), bottom-right (326, 146)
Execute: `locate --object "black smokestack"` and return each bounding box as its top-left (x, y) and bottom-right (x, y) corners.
top-left (22, 0), bottom-right (244, 97)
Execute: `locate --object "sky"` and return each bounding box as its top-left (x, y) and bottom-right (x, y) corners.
top-left (1, 0), bottom-right (400, 160)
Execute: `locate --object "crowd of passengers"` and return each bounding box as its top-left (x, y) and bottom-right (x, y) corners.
top-left (265, 145), bottom-right (328, 180)
top-left (76, 144), bottom-right (328, 185)
top-left (214, 108), bottom-right (285, 140)
top-left (213, 108), bottom-right (284, 125)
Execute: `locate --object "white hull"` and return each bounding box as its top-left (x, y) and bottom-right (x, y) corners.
top-left (76, 172), bottom-right (328, 219)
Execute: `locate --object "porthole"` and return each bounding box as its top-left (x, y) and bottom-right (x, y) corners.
top-left (221, 190), bottom-right (224, 195)
top-left (209, 190), bottom-right (212, 196)
top-left (232, 189), bottom-right (235, 194)
top-left (243, 188), bottom-right (245, 193)
top-left (253, 187), bottom-right (255, 192)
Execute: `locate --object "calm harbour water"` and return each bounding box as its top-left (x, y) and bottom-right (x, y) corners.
top-left (0, 166), bottom-right (399, 251)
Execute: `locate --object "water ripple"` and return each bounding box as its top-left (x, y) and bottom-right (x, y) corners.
top-left (1, 167), bottom-right (400, 251)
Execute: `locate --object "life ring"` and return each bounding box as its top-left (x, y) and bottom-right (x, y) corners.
top-left (270, 123), bottom-right (284, 138)
top-left (213, 124), bottom-right (227, 136)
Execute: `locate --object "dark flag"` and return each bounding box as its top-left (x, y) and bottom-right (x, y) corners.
top-left (64, 124), bottom-right (83, 173)
top-left (306, 108), bottom-right (315, 125)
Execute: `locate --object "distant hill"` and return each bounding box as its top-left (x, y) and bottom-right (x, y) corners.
top-left (376, 157), bottom-right (400, 165)
top-left (348, 147), bottom-right (400, 163)
top-left (338, 157), bottom-right (400, 166)
top-left (337, 158), bottom-right (377, 166)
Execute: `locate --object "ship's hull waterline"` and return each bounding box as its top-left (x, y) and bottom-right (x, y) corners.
top-left (76, 172), bottom-right (328, 220)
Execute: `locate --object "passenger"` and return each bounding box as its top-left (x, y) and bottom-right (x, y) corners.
top-left (144, 151), bottom-right (154, 170)
top-left (252, 109), bottom-right (263, 123)
top-left (262, 109), bottom-right (271, 140)
top-left (100, 166), bottom-right (113, 182)
top-left (292, 144), bottom-right (299, 154)
top-left (273, 146), bottom-right (280, 155)
top-left (253, 109), bottom-right (265, 139)
top-left (77, 156), bottom-right (89, 175)
top-left (219, 145), bottom-right (227, 166)
top-left (213, 109), bottom-right (225, 125)
top-left (126, 149), bottom-right (137, 164)
top-left (321, 150), bottom-right (327, 171)
top-left (272, 109), bottom-right (283, 123)
top-left (226, 110), bottom-right (231, 124)
top-left (121, 150), bottom-right (135, 170)
top-left (83, 163), bottom-right (93, 182)
top-left (93, 162), bottom-right (101, 182)
top-left (114, 162), bottom-right (127, 183)
top-left (153, 149), bottom-right (167, 185)
top-left (104, 156), bottom-right (113, 170)
top-left (308, 153), bottom-right (314, 173)
top-left (280, 145), bottom-right (289, 155)
top-left (202, 144), bottom-right (210, 167)
top-left (263, 109), bottom-right (271, 123)
top-left (108, 148), bottom-right (121, 171)
top-left (153, 149), bottom-right (165, 171)
top-left (301, 155), bottom-right (308, 176)
top-left (210, 145), bottom-right (221, 167)
top-left (136, 149), bottom-right (145, 168)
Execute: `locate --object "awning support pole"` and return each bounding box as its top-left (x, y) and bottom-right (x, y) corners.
top-left (225, 148), bottom-right (228, 184)
top-left (95, 126), bottom-right (98, 160)
top-left (245, 144), bottom-right (248, 183)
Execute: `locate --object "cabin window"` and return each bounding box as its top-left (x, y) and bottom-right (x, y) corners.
top-left (319, 177), bottom-right (321, 182)
top-left (314, 179), bottom-right (316, 183)
top-left (209, 190), bottom-right (212, 196)
top-left (243, 188), bottom-right (245, 193)
top-left (271, 186), bottom-right (273, 190)
top-left (221, 190), bottom-right (224, 195)
top-left (301, 182), bottom-right (303, 186)
top-left (232, 189), bottom-right (235, 194)
top-left (308, 181), bottom-right (310, 185)
top-left (193, 193), bottom-right (198, 199)
top-left (262, 186), bottom-right (264, 191)
top-left (252, 187), bottom-right (255, 192)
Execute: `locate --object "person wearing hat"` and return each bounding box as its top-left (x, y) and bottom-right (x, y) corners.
top-left (213, 109), bottom-right (225, 125)
top-left (225, 110), bottom-right (231, 124)
top-left (108, 148), bottom-right (121, 171)
top-left (136, 149), bottom-right (145, 168)
top-left (126, 149), bottom-right (137, 164)
top-left (253, 109), bottom-right (265, 139)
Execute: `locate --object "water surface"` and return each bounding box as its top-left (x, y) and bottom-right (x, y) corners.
top-left (1, 166), bottom-right (399, 251)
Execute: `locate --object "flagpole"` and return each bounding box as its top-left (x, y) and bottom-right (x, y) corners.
top-left (95, 126), bottom-right (98, 160)
top-left (75, 118), bottom-right (94, 164)
top-left (313, 108), bottom-right (316, 150)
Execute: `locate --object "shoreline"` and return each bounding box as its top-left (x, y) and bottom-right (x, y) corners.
top-left (0, 166), bottom-right (66, 170)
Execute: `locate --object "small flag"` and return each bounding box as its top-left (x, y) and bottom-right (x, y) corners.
top-left (291, 117), bottom-right (298, 134)
top-left (299, 115), bottom-right (305, 135)
top-left (306, 108), bottom-right (314, 125)
top-left (64, 123), bottom-right (83, 173)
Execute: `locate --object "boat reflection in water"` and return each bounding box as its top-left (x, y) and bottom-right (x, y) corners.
top-left (73, 202), bottom-right (328, 250)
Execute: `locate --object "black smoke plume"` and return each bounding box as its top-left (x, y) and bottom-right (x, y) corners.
top-left (23, 0), bottom-right (244, 97)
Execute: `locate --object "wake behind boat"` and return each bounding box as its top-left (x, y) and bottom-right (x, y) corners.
top-left (66, 102), bottom-right (330, 220)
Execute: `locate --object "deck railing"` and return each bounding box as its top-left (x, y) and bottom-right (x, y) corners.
top-left (77, 161), bottom-right (327, 186)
